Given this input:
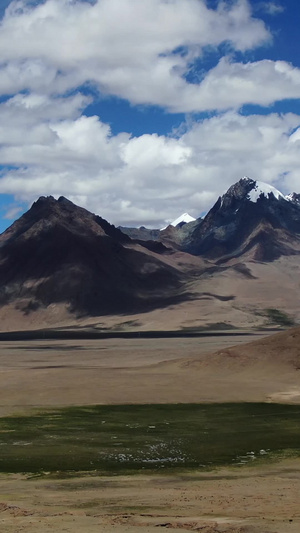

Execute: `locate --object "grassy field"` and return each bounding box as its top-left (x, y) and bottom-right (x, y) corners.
top-left (0, 403), bottom-right (300, 475)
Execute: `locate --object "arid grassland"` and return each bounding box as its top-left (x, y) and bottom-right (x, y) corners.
top-left (1, 330), bottom-right (300, 532)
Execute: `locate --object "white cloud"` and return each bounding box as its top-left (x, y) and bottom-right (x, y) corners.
top-left (0, 1), bottom-right (297, 113)
top-left (2, 204), bottom-right (23, 220)
top-left (0, 0), bottom-right (272, 112)
top-left (0, 92), bottom-right (300, 227)
top-left (255, 2), bottom-right (284, 15)
top-left (0, 0), bottom-right (299, 229)
top-left (0, 92), bottom-right (90, 146)
top-left (176, 58), bottom-right (300, 113)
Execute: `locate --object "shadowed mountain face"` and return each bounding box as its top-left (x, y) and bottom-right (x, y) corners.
top-left (184, 178), bottom-right (300, 262)
top-left (2, 178), bottom-right (300, 326)
top-left (0, 196), bottom-right (183, 315)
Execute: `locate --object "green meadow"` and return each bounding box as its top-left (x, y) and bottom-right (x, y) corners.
top-left (0, 403), bottom-right (300, 475)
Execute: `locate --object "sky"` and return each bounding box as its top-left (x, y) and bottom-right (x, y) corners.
top-left (0, 0), bottom-right (300, 231)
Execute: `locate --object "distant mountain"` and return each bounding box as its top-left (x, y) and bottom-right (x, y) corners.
top-left (0, 196), bottom-right (183, 316)
top-left (169, 212), bottom-right (196, 227)
top-left (118, 225), bottom-right (160, 241)
top-left (115, 177), bottom-right (300, 262)
top-left (119, 212), bottom-right (196, 243)
top-left (184, 177), bottom-right (300, 262)
top-left (160, 212), bottom-right (196, 231)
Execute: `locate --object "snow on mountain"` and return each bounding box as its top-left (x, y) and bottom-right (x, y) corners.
top-left (161, 213), bottom-right (196, 231)
top-left (157, 177), bottom-right (300, 235)
top-left (245, 177), bottom-right (300, 205)
top-left (285, 193), bottom-right (294, 202)
top-left (246, 179), bottom-right (285, 202)
top-left (170, 213), bottom-right (196, 226)
top-left (285, 192), bottom-right (300, 204)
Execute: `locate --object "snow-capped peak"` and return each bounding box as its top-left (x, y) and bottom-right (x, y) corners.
top-left (161, 213), bottom-right (196, 231)
top-left (170, 213), bottom-right (196, 226)
top-left (247, 179), bottom-right (285, 202)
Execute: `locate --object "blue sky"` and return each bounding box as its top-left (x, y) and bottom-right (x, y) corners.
top-left (0, 0), bottom-right (300, 231)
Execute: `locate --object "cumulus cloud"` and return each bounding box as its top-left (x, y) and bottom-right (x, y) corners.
top-left (179, 58), bottom-right (300, 113)
top-left (0, 0), bottom-right (299, 229)
top-left (0, 91), bottom-right (300, 227)
top-left (0, 0), bottom-right (272, 112)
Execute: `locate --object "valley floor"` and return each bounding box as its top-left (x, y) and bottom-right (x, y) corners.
top-left (0, 332), bottom-right (300, 415)
top-left (1, 331), bottom-right (300, 532)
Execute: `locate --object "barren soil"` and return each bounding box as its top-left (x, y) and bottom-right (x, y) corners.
top-left (1, 460), bottom-right (300, 533)
top-left (0, 330), bottom-right (300, 415)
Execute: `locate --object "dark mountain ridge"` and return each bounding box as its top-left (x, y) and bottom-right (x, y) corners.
top-left (184, 177), bottom-right (300, 262)
top-left (118, 178), bottom-right (300, 263)
top-left (0, 196), bottom-right (183, 316)
top-left (1, 177), bottom-right (300, 322)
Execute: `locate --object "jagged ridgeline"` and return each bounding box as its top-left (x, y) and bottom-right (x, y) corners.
top-left (121, 177), bottom-right (300, 261)
top-left (1, 177), bottom-right (300, 320)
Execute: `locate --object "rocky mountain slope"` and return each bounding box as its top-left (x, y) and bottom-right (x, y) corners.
top-left (0, 196), bottom-right (184, 317)
top-left (184, 177), bottom-right (300, 262)
top-left (119, 177), bottom-right (300, 264)
top-left (1, 178), bottom-right (300, 331)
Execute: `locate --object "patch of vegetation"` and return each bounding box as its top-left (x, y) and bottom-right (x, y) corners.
top-left (264, 308), bottom-right (296, 327)
top-left (0, 404), bottom-right (300, 475)
top-left (181, 322), bottom-right (236, 332)
top-left (109, 320), bottom-right (142, 331)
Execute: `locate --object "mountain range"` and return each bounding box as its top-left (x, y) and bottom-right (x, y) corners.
top-left (120, 177), bottom-right (300, 261)
top-left (183, 177), bottom-right (300, 261)
top-left (1, 176), bottom-right (300, 331)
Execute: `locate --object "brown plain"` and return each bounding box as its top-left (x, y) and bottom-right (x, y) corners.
top-left (1, 327), bottom-right (300, 532)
